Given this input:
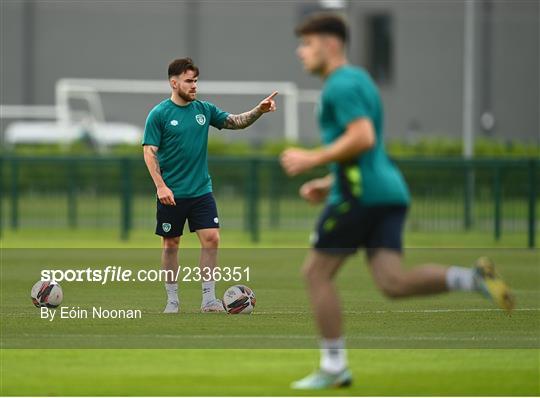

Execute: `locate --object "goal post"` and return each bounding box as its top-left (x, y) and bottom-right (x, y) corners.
top-left (55, 78), bottom-right (303, 142)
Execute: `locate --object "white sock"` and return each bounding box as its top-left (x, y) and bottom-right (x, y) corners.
top-left (165, 283), bottom-right (178, 303)
top-left (320, 337), bottom-right (347, 374)
top-left (446, 266), bottom-right (475, 291)
top-left (202, 281), bottom-right (216, 303)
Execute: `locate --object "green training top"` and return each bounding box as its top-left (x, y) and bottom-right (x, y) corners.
top-left (318, 65), bottom-right (410, 206)
top-left (142, 99), bottom-right (229, 198)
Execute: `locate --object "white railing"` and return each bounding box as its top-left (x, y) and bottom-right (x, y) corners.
top-left (0, 105), bottom-right (57, 119)
top-left (1, 79), bottom-right (322, 144)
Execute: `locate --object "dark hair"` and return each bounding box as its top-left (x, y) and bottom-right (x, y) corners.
top-left (295, 12), bottom-right (348, 43)
top-left (168, 57), bottom-right (199, 78)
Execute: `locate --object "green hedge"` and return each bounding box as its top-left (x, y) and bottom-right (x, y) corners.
top-left (3, 136), bottom-right (539, 158)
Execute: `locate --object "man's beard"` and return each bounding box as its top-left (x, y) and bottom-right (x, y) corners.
top-left (177, 88), bottom-right (195, 102)
top-left (310, 64), bottom-right (325, 76)
top-left (307, 58), bottom-right (326, 76)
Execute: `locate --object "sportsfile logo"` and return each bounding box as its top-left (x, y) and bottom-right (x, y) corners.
top-left (40, 266), bottom-right (251, 284)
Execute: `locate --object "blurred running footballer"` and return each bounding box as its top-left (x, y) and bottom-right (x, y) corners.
top-left (281, 12), bottom-right (515, 390)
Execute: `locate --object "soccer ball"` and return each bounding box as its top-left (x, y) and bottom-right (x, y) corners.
top-left (222, 285), bottom-right (256, 314)
top-left (31, 280), bottom-right (63, 308)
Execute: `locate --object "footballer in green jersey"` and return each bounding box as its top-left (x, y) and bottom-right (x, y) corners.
top-left (143, 57), bottom-right (277, 314)
top-left (280, 13), bottom-right (514, 390)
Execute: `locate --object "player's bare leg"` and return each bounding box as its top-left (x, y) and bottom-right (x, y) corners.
top-left (368, 249), bottom-right (448, 297)
top-left (292, 250), bottom-right (352, 389)
top-left (196, 228), bottom-right (225, 312)
top-left (368, 249), bottom-right (514, 312)
top-left (162, 236), bottom-right (180, 313)
top-left (302, 250), bottom-right (347, 338)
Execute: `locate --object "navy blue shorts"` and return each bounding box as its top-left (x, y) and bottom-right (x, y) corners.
top-left (155, 192), bottom-right (220, 237)
top-left (312, 202), bottom-right (408, 257)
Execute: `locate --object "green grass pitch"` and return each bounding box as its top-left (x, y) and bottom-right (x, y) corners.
top-left (1, 230), bottom-right (539, 395)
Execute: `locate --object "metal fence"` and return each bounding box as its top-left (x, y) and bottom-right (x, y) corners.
top-left (0, 155), bottom-right (537, 247)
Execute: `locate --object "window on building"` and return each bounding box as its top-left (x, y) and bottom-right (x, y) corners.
top-left (365, 13), bottom-right (393, 84)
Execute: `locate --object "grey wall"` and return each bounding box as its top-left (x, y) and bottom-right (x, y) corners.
top-left (1, 0), bottom-right (26, 105)
top-left (1, 0), bottom-right (538, 144)
top-left (490, 0), bottom-right (539, 142)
